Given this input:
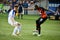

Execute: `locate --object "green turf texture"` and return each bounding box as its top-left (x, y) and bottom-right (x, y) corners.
top-left (0, 14), bottom-right (60, 40)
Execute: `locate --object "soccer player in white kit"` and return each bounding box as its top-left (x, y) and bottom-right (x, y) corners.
top-left (8, 5), bottom-right (21, 36)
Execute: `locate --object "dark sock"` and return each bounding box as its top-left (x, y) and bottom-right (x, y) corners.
top-left (38, 26), bottom-right (41, 34)
top-left (21, 14), bottom-right (23, 19)
top-left (36, 24), bottom-right (38, 30)
top-left (38, 28), bottom-right (40, 34)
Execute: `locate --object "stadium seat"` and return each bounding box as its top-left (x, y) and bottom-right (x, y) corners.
top-left (46, 7), bottom-right (56, 15)
top-left (46, 7), bottom-right (57, 20)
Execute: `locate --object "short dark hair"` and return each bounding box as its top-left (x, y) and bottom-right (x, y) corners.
top-left (14, 4), bottom-right (18, 7)
top-left (35, 5), bottom-right (38, 8)
top-left (34, 5), bottom-right (39, 10)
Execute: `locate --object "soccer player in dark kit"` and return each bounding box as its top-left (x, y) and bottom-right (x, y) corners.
top-left (33, 5), bottom-right (48, 36)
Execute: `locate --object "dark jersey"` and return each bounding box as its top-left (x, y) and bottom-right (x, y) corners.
top-left (37, 8), bottom-right (47, 18)
top-left (18, 4), bottom-right (23, 13)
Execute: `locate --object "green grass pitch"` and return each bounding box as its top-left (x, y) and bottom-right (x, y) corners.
top-left (0, 14), bottom-right (60, 40)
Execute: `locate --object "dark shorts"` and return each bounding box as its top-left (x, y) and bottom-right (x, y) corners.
top-left (36, 17), bottom-right (47, 25)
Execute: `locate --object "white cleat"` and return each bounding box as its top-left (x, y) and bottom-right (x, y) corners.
top-left (33, 30), bottom-right (38, 36)
top-left (12, 34), bottom-right (17, 36)
top-left (33, 30), bottom-right (38, 32)
top-left (33, 32), bottom-right (38, 36)
top-left (37, 34), bottom-right (41, 37)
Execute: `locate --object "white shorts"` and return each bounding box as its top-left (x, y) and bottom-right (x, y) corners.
top-left (8, 19), bottom-right (19, 26)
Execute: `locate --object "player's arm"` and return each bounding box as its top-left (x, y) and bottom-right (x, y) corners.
top-left (48, 9), bottom-right (56, 14)
top-left (39, 7), bottom-right (56, 14)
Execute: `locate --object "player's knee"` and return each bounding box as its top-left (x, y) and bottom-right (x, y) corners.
top-left (17, 23), bottom-right (21, 27)
top-left (17, 23), bottom-right (20, 26)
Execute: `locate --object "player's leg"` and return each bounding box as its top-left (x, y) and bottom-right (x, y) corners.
top-left (36, 20), bottom-right (39, 30)
top-left (37, 24), bottom-right (41, 36)
top-left (21, 14), bottom-right (23, 19)
top-left (33, 18), bottom-right (40, 35)
top-left (12, 27), bottom-right (18, 36)
top-left (37, 17), bottom-right (47, 36)
top-left (16, 23), bottom-right (21, 35)
top-left (36, 18), bottom-right (44, 36)
top-left (12, 22), bottom-right (21, 36)
top-left (8, 19), bottom-right (17, 36)
top-left (36, 18), bottom-right (41, 30)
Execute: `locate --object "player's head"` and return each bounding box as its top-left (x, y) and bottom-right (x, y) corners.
top-left (19, 1), bottom-right (23, 4)
top-left (34, 5), bottom-right (39, 10)
top-left (14, 4), bottom-right (18, 12)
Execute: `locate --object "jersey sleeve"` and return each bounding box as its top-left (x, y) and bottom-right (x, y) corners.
top-left (12, 10), bottom-right (15, 18)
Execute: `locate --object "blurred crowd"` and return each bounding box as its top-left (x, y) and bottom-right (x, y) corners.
top-left (7, 0), bottom-right (40, 14)
top-left (0, 0), bottom-right (40, 14)
top-left (0, 0), bottom-right (60, 20)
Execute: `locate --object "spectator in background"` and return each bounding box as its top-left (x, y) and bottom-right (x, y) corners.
top-left (8, 0), bottom-right (12, 2)
top-left (55, 5), bottom-right (60, 20)
top-left (8, 3), bottom-right (12, 13)
top-left (12, 0), bottom-right (17, 9)
top-left (23, 1), bottom-right (28, 15)
top-left (18, 1), bottom-right (23, 19)
top-left (3, 0), bottom-right (6, 5)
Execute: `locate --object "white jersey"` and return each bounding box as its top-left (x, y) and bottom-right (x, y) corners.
top-left (8, 10), bottom-right (15, 19)
top-left (8, 10), bottom-right (15, 26)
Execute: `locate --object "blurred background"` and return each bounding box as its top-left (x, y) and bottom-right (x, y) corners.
top-left (0, 0), bottom-right (60, 20)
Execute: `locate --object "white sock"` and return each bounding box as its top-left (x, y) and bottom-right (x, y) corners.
top-left (17, 26), bottom-right (21, 34)
top-left (12, 27), bottom-right (18, 35)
